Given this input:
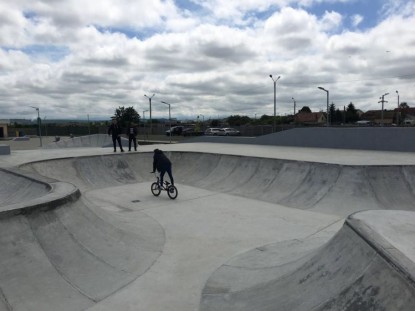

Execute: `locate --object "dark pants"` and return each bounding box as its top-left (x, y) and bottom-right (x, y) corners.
top-left (112, 136), bottom-right (123, 151)
top-left (128, 135), bottom-right (137, 151)
top-left (160, 166), bottom-right (174, 186)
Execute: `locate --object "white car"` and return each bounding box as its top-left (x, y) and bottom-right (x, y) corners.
top-left (222, 128), bottom-right (240, 136)
top-left (204, 128), bottom-right (224, 136)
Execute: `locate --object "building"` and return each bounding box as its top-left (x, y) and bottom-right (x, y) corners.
top-left (360, 110), bottom-right (395, 125)
top-left (0, 120), bottom-right (9, 138)
top-left (295, 112), bottom-right (326, 125)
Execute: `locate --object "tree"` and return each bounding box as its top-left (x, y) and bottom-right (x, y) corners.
top-left (346, 102), bottom-right (359, 123)
top-left (227, 115), bottom-right (251, 126)
top-left (114, 106), bottom-right (140, 127)
top-left (210, 119), bottom-right (219, 127)
top-left (400, 102), bottom-right (409, 109)
top-left (335, 108), bottom-right (343, 124)
top-left (299, 106), bottom-right (311, 113)
top-left (329, 103), bottom-right (336, 124)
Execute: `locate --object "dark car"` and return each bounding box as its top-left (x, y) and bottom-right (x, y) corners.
top-left (165, 126), bottom-right (183, 136)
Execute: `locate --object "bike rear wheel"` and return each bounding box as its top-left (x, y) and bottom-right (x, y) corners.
top-left (151, 182), bottom-right (161, 196)
top-left (167, 185), bottom-right (178, 199)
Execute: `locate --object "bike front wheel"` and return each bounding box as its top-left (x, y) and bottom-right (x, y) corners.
top-left (167, 185), bottom-right (178, 199)
top-left (151, 182), bottom-right (161, 196)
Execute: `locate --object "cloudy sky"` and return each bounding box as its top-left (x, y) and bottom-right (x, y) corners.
top-left (0, 0), bottom-right (414, 121)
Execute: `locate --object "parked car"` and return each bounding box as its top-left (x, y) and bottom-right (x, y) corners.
top-left (222, 128), bottom-right (241, 136)
top-left (182, 127), bottom-right (203, 136)
top-left (165, 126), bottom-right (183, 136)
top-left (204, 128), bottom-right (224, 136)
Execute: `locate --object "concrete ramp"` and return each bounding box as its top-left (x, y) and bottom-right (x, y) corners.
top-left (0, 196), bottom-right (164, 311)
top-left (0, 168), bottom-right (51, 207)
top-left (21, 152), bottom-right (415, 216)
top-left (200, 210), bottom-right (415, 311)
top-left (3, 149), bottom-right (415, 310)
top-left (43, 134), bottom-right (130, 149)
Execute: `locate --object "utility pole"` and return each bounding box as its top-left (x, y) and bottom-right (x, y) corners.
top-left (30, 106), bottom-right (42, 147)
top-left (144, 94), bottom-right (155, 134)
top-left (396, 90), bottom-right (400, 125)
top-left (292, 97), bottom-right (296, 116)
top-left (269, 75), bottom-right (280, 133)
top-left (378, 93), bottom-right (389, 126)
top-left (318, 87), bottom-right (329, 127)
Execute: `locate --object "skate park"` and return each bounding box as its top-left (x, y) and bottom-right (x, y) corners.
top-left (1, 128), bottom-right (415, 310)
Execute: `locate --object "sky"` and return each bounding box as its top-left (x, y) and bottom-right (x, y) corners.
top-left (0, 0), bottom-right (414, 121)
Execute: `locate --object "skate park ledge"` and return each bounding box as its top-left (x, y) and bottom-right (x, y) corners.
top-left (0, 168), bottom-right (80, 219)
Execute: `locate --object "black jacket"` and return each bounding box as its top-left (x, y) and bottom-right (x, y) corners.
top-left (108, 123), bottom-right (122, 138)
top-left (128, 126), bottom-right (138, 137)
top-left (153, 149), bottom-right (171, 172)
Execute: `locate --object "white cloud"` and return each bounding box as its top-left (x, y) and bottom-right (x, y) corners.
top-left (351, 14), bottom-right (363, 27)
top-left (0, 0), bottom-right (414, 120)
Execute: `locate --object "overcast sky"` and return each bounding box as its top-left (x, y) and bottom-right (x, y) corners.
top-left (0, 0), bottom-right (414, 121)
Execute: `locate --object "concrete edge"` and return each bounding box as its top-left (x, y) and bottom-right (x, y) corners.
top-left (0, 170), bottom-right (81, 220)
top-left (346, 213), bottom-right (415, 289)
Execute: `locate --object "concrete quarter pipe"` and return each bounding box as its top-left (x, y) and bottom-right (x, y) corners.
top-left (0, 145), bottom-right (414, 310)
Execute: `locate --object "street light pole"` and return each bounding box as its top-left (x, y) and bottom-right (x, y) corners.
top-left (144, 94), bottom-right (155, 135)
top-left (161, 101), bottom-right (171, 144)
top-left (30, 106), bottom-right (42, 147)
top-left (199, 114), bottom-right (205, 132)
top-left (318, 87), bottom-right (329, 126)
top-left (292, 97), bottom-right (296, 116)
top-left (269, 75), bottom-right (280, 133)
top-left (378, 93), bottom-right (389, 126)
top-left (396, 90), bottom-right (400, 126)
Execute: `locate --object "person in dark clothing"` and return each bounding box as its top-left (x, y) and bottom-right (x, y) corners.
top-left (128, 123), bottom-right (138, 151)
top-left (151, 149), bottom-right (174, 188)
top-left (108, 119), bottom-right (124, 152)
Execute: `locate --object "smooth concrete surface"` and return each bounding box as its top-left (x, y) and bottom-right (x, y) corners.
top-left (201, 211), bottom-right (415, 310)
top-left (0, 140), bottom-right (415, 310)
top-left (186, 127), bottom-right (415, 152)
top-left (43, 134), bottom-right (130, 149)
top-left (0, 144), bottom-right (10, 155)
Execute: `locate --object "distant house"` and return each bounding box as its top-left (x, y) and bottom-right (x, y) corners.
top-left (360, 110), bottom-right (395, 125)
top-left (0, 121), bottom-right (9, 138)
top-left (295, 112), bottom-right (326, 125)
top-left (395, 107), bottom-right (415, 126)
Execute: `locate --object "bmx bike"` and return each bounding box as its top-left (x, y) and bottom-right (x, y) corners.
top-left (151, 173), bottom-right (178, 200)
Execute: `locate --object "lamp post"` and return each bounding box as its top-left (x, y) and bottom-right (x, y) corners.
top-left (199, 114), bottom-right (205, 132)
top-left (142, 110), bottom-right (149, 140)
top-left (292, 97), bottom-right (296, 116)
top-left (269, 75), bottom-right (280, 133)
top-left (318, 87), bottom-right (329, 126)
top-left (30, 106), bottom-right (42, 147)
top-left (161, 101), bottom-right (171, 144)
top-left (396, 90), bottom-right (400, 126)
top-left (144, 94), bottom-right (155, 134)
top-left (378, 93), bottom-right (389, 126)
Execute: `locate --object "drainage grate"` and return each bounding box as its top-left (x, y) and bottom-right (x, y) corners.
top-left (131, 200), bottom-right (141, 203)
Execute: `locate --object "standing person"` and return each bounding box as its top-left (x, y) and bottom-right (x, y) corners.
top-left (128, 123), bottom-right (138, 151)
top-left (108, 118), bottom-right (124, 152)
top-left (151, 149), bottom-right (174, 188)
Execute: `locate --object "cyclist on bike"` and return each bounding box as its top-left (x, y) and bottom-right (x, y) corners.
top-left (151, 149), bottom-right (174, 188)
